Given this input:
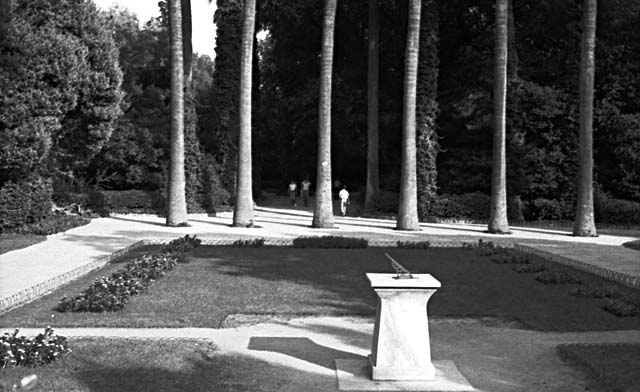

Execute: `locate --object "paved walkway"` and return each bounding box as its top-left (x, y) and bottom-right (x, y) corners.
top-left (6, 317), bottom-right (640, 392)
top-left (1, 199), bottom-right (639, 311)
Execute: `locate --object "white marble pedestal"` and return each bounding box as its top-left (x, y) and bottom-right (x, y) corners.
top-left (367, 273), bottom-right (440, 381)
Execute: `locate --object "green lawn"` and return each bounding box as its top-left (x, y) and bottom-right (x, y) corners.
top-left (0, 338), bottom-right (300, 392)
top-left (558, 343), bottom-right (640, 392)
top-left (2, 247), bottom-right (639, 331)
top-left (0, 234), bottom-right (46, 255)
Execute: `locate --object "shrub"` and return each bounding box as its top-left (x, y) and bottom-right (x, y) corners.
top-left (513, 263), bottom-right (547, 273)
top-left (1, 327), bottom-right (71, 368)
top-left (595, 195), bottom-right (640, 225)
top-left (231, 238), bottom-right (265, 247)
top-left (17, 213), bottom-right (90, 235)
top-left (534, 270), bottom-right (582, 285)
top-left (569, 284), bottom-right (624, 299)
top-left (490, 252), bottom-right (529, 265)
top-left (87, 190), bottom-right (164, 214)
top-left (428, 192), bottom-right (491, 221)
top-left (292, 236), bottom-right (368, 248)
top-left (0, 177), bottom-right (52, 233)
top-left (602, 297), bottom-right (640, 317)
top-left (397, 240), bottom-right (431, 249)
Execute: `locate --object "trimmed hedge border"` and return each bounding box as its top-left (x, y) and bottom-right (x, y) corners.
top-left (2, 237), bottom-right (637, 315)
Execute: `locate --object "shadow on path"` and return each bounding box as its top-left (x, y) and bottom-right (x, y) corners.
top-left (248, 336), bottom-right (365, 370)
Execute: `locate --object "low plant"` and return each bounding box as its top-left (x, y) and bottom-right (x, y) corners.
top-left (490, 251), bottom-right (530, 265)
top-left (534, 270), bottom-right (582, 285)
top-left (569, 284), bottom-right (624, 299)
top-left (292, 236), bottom-right (368, 249)
top-left (603, 297), bottom-right (640, 317)
top-left (18, 214), bottom-right (90, 236)
top-left (161, 235), bottom-right (202, 263)
top-left (1, 327), bottom-right (71, 368)
top-left (231, 238), bottom-right (265, 247)
top-left (397, 240), bottom-right (431, 249)
top-left (513, 263), bottom-right (547, 273)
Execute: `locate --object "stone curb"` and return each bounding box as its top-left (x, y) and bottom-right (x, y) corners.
top-left (0, 241), bottom-right (146, 315)
top-left (513, 244), bottom-right (640, 289)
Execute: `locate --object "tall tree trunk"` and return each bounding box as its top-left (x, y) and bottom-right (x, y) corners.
top-left (166, 0), bottom-right (188, 226)
top-left (573, 0), bottom-right (598, 237)
top-left (233, 0), bottom-right (256, 227)
top-left (312, 0), bottom-right (338, 229)
top-left (182, 0), bottom-right (193, 84)
top-left (364, 0), bottom-right (380, 212)
top-left (396, 0), bottom-right (421, 231)
top-left (416, 0), bottom-right (439, 221)
top-left (488, 0), bottom-right (510, 234)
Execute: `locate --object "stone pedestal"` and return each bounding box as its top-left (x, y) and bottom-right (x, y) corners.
top-left (367, 273), bottom-right (440, 381)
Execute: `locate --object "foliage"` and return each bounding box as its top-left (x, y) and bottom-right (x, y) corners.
top-left (231, 238), bottom-right (265, 247)
top-left (88, 190), bottom-right (164, 214)
top-left (161, 234), bottom-right (202, 263)
top-left (1, 326), bottom-right (71, 368)
top-left (534, 270), bottom-right (582, 285)
top-left (595, 191), bottom-right (640, 225)
top-left (292, 236), bottom-right (368, 248)
top-left (0, 177), bottom-right (52, 233)
top-left (603, 297), bottom-right (640, 318)
top-left (56, 253), bottom-right (176, 312)
top-left (569, 283), bottom-right (624, 299)
top-left (16, 214), bottom-right (90, 236)
top-left (397, 240), bottom-right (431, 249)
top-left (512, 263), bottom-right (547, 273)
top-left (523, 198), bottom-right (574, 221)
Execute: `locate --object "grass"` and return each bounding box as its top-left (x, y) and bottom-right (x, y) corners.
top-left (558, 343), bottom-right (640, 392)
top-left (0, 338), bottom-right (301, 392)
top-left (0, 234), bottom-right (46, 255)
top-left (2, 247), bottom-right (639, 331)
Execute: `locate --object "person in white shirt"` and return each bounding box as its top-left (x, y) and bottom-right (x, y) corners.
top-left (338, 185), bottom-right (349, 216)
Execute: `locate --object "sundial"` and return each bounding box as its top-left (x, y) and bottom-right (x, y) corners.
top-left (385, 253), bottom-right (413, 280)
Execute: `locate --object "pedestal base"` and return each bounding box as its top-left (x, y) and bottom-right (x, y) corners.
top-left (369, 354), bottom-right (436, 380)
top-left (335, 359), bottom-right (474, 391)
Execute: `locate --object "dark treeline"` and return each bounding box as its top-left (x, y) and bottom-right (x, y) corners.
top-left (1, 0), bottom-right (639, 230)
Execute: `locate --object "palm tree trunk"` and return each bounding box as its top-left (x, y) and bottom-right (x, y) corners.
top-left (396, 0), bottom-right (421, 231)
top-left (166, 0), bottom-right (188, 226)
top-left (232, 0), bottom-right (256, 227)
top-left (488, 0), bottom-right (510, 234)
top-left (365, 0), bottom-right (380, 212)
top-left (312, 0), bottom-right (338, 229)
top-left (573, 0), bottom-right (598, 237)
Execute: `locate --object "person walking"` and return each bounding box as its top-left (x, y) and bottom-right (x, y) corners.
top-left (338, 185), bottom-right (349, 216)
top-left (288, 180), bottom-right (298, 206)
top-left (301, 177), bottom-right (312, 207)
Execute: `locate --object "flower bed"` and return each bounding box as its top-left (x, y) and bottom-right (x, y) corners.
top-left (1, 327), bottom-right (71, 368)
top-left (56, 235), bottom-right (200, 312)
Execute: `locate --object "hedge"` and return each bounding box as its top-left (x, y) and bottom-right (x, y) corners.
top-left (0, 177), bottom-right (52, 233)
top-left (88, 190), bottom-right (164, 214)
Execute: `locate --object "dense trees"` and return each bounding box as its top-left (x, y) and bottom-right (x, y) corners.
top-left (1, 0), bottom-right (639, 228)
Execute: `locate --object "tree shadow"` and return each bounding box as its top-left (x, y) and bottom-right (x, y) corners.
top-left (248, 336), bottom-right (365, 370)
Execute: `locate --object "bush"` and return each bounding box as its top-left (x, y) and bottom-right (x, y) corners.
top-left (490, 252), bottom-right (530, 265)
top-left (602, 297), bottom-right (640, 317)
top-left (534, 270), bottom-right (582, 285)
top-left (397, 240), bottom-right (431, 249)
top-left (231, 238), bottom-right (265, 247)
top-left (292, 236), bottom-right (368, 248)
top-left (428, 192), bottom-right (491, 221)
top-left (595, 194), bottom-right (640, 225)
top-left (0, 177), bottom-right (52, 233)
top-left (1, 327), bottom-right (71, 368)
top-left (160, 235), bottom-right (202, 263)
top-left (18, 213), bottom-right (90, 235)
top-left (523, 198), bottom-right (574, 221)
top-left (88, 190), bottom-right (164, 215)
top-left (569, 284), bottom-right (624, 299)
top-left (513, 263), bottom-right (547, 273)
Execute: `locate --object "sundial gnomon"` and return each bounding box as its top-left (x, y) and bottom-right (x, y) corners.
top-left (385, 253), bottom-right (414, 279)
